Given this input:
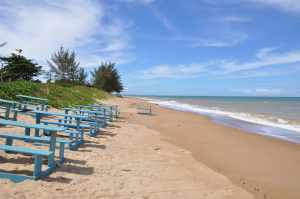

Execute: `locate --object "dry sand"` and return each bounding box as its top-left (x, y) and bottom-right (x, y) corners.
top-left (1, 96), bottom-right (297, 199)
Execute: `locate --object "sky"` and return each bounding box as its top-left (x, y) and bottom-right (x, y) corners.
top-left (0, 0), bottom-right (299, 96)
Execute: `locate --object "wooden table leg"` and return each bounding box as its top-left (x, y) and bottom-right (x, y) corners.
top-left (48, 131), bottom-right (57, 168)
top-left (35, 113), bottom-right (41, 137)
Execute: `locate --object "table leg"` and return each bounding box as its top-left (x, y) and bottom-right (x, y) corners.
top-left (48, 131), bottom-right (57, 168)
top-left (35, 113), bottom-right (41, 136)
top-left (5, 106), bottom-right (10, 120)
top-left (64, 110), bottom-right (68, 123)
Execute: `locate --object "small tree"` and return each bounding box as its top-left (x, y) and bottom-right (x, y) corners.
top-left (78, 68), bottom-right (87, 85)
top-left (47, 46), bottom-right (80, 83)
top-left (0, 50), bottom-right (42, 82)
top-left (92, 62), bottom-right (123, 93)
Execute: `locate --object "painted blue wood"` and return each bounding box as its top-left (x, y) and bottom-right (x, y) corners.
top-left (41, 121), bottom-right (90, 129)
top-left (33, 155), bottom-right (42, 178)
top-left (0, 99), bottom-right (19, 120)
top-left (33, 110), bottom-right (87, 119)
top-left (137, 105), bottom-right (152, 115)
top-left (0, 144), bottom-right (52, 156)
top-left (0, 132), bottom-right (70, 144)
top-left (0, 119), bottom-right (65, 132)
top-left (64, 107), bottom-right (107, 132)
top-left (0, 119), bottom-right (63, 164)
top-left (64, 108), bottom-right (107, 123)
top-left (33, 111), bottom-right (86, 136)
top-left (0, 172), bottom-right (31, 183)
top-left (16, 95), bottom-right (48, 112)
top-left (0, 144), bottom-right (53, 181)
top-left (0, 119), bottom-right (62, 181)
top-left (65, 130), bottom-right (84, 148)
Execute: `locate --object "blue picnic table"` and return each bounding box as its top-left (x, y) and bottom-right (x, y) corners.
top-left (33, 110), bottom-right (87, 131)
top-left (16, 95), bottom-right (49, 111)
top-left (64, 107), bottom-right (107, 120)
top-left (64, 107), bottom-right (107, 130)
top-left (0, 99), bottom-right (19, 120)
top-left (0, 119), bottom-right (65, 182)
top-left (76, 104), bottom-right (119, 121)
top-left (32, 110), bottom-right (92, 144)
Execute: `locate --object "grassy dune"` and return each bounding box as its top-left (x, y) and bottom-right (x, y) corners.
top-left (0, 81), bottom-right (109, 108)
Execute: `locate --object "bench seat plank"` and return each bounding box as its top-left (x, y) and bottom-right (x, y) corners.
top-left (0, 144), bottom-right (52, 156)
top-left (0, 133), bottom-right (70, 144)
top-left (0, 119), bottom-right (65, 132)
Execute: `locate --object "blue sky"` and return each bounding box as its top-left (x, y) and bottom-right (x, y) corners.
top-left (0, 0), bottom-right (299, 96)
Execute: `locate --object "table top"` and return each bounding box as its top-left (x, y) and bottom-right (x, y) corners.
top-left (64, 108), bottom-right (105, 114)
top-left (0, 119), bottom-right (65, 132)
top-left (0, 99), bottom-right (19, 104)
top-left (33, 110), bottom-right (88, 119)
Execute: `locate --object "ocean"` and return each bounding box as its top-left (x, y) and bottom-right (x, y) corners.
top-left (136, 96), bottom-right (300, 144)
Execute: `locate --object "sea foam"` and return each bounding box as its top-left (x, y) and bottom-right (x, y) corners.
top-left (144, 98), bottom-right (300, 133)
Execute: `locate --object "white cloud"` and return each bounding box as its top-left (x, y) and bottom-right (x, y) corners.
top-left (191, 33), bottom-right (248, 48)
top-left (150, 6), bottom-right (178, 34)
top-left (217, 16), bottom-right (251, 23)
top-left (139, 47), bottom-right (300, 79)
top-left (246, 0), bottom-right (300, 13)
top-left (118, 0), bottom-right (156, 4)
top-left (141, 64), bottom-right (209, 79)
top-left (221, 48), bottom-right (300, 73)
top-left (0, 0), bottom-right (133, 68)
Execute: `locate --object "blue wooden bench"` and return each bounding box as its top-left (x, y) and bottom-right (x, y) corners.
top-left (0, 144), bottom-right (53, 181)
top-left (42, 120), bottom-right (84, 148)
top-left (43, 117), bottom-right (99, 137)
top-left (0, 99), bottom-right (19, 120)
top-left (0, 119), bottom-right (64, 182)
top-left (64, 107), bottom-right (107, 127)
top-left (137, 104), bottom-right (152, 115)
top-left (16, 95), bottom-right (49, 112)
top-left (76, 104), bottom-right (117, 122)
top-left (33, 110), bottom-right (100, 138)
top-left (0, 133), bottom-right (70, 163)
top-left (33, 111), bottom-right (90, 144)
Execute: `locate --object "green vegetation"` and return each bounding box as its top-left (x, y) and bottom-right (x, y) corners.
top-left (0, 46), bottom-right (123, 107)
top-left (0, 81), bottom-right (109, 108)
top-left (47, 46), bottom-right (87, 85)
top-left (0, 51), bottom-right (42, 82)
top-left (92, 62), bottom-right (123, 93)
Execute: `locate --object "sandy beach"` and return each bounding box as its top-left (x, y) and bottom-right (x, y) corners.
top-left (1, 97), bottom-right (299, 199)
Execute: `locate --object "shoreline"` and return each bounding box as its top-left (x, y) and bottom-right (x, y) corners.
top-left (141, 96), bottom-right (300, 144)
top-left (125, 97), bottom-right (300, 199)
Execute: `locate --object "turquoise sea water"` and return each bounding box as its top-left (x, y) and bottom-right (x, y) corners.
top-left (134, 96), bottom-right (300, 144)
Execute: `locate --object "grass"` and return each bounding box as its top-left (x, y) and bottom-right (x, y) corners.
top-left (0, 81), bottom-right (109, 108)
